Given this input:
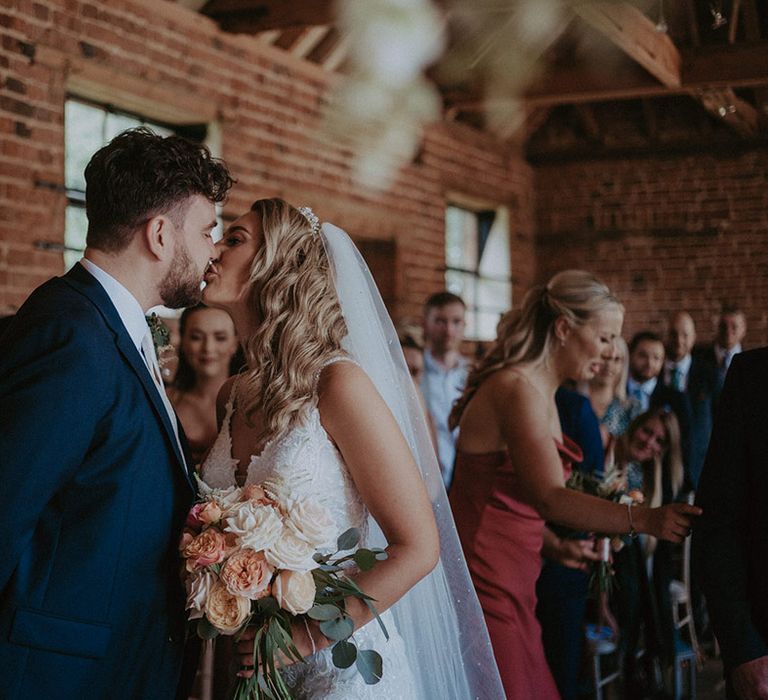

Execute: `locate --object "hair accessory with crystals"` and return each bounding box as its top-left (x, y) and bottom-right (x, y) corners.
top-left (298, 206), bottom-right (321, 236)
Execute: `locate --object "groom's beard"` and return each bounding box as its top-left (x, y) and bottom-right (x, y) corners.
top-left (159, 241), bottom-right (203, 309)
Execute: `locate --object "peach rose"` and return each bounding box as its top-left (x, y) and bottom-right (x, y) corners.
top-left (220, 549), bottom-right (274, 600)
top-left (187, 501), bottom-right (223, 530)
top-left (285, 498), bottom-right (336, 548)
top-left (184, 528), bottom-right (227, 572)
top-left (204, 581), bottom-right (251, 634)
top-left (265, 529), bottom-right (318, 572)
top-left (225, 502), bottom-right (283, 552)
top-left (273, 570), bottom-right (316, 615)
top-left (179, 529), bottom-right (195, 551)
top-left (186, 569), bottom-right (215, 620)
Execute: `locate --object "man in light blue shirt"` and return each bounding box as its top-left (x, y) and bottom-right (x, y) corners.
top-left (420, 291), bottom-right (469, 490)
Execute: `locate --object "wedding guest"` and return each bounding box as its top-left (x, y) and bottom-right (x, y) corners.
top-left (398, 323), bottom-right (438, 450)
top-left (168, 305), bottom-right (240, 466)
top-left (448, 270), bottom-right (701, 699)
top-left (611, 408), bottom-right (685, 695)
top-left (694, 347), bottom-right (768, 700)
top-left (627, 331), bottom-right (692, 483)
top-left (583, 337), bottom-right (642, 457)
top-left (663, 311), bottom-right (718, 489)
top-left (695, 306), bottom-right (747, 398)
top-left (420, 291), bottom-right (469, 489)
top-left (536, 385), bottom-right (604, 700)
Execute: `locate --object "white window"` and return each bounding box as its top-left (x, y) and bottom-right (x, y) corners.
top-left (63, 97), bottom-right (206, 269)
top-left (445, 204), bottom-right (512, 341)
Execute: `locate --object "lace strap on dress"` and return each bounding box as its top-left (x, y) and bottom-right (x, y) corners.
top-left (312, 354), bottom-right (359, 386)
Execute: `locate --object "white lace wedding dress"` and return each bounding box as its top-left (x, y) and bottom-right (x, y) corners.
top-left (200, 363), bottom-right (418, 699)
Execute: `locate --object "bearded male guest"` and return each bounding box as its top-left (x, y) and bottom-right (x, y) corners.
top-left (0, 128), bottom-right (233, 699)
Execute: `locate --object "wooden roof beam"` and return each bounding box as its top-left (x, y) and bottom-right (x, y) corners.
top-left (201, 0), bottom-right (335, 33)
top-left (571, 1), bottom-right (682, 88)
top-left (523, 43), bottom-right (768, 106)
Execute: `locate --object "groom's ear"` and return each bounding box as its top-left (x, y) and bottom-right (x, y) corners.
top-left (143, 214), bottom-right (173, 261)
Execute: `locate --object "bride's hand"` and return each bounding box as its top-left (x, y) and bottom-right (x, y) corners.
top-left (636, 502), bottom-right (702, 542)
top-left (236, 619), bottom-right (328, 678)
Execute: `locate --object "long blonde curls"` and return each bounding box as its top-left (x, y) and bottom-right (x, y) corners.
top-left (449, 269), bottom-right (622, 430)
top-left (236, 198), bottom-right (347, 442)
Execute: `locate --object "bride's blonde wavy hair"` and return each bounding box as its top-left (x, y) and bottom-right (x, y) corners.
top-left (449, 269), bottom-right (622, 429)
top-left (236, 198), bottom-right (347, 442)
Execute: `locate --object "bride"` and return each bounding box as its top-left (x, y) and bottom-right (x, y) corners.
top-left (199, 198), bottom-right (504, 698)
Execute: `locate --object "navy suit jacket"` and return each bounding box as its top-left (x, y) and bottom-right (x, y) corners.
top-left (693, 349), bottom-right (768, 676)
top-left (662, 353), bottom-right (719, 489)
top-left (0, 264), bottom-right (196, 699)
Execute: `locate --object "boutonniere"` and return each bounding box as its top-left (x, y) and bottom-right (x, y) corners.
top-left (146, 313), bottom-right (173, 362)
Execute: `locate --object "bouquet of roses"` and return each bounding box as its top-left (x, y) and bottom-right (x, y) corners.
top-left (180, 476), bottom-right (388, 700)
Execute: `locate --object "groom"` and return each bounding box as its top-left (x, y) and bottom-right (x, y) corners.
top-left (0, 128), bottom-right (232, 699)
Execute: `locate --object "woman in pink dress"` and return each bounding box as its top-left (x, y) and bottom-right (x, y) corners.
top-left (449, 270), bottom-right (701, 699)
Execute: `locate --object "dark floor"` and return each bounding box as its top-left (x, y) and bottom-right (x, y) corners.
top-left (600, 654), bottom-right (726, 699)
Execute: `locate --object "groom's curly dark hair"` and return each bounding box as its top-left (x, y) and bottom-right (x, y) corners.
top-left (84, 126), bottom-right (234, 252)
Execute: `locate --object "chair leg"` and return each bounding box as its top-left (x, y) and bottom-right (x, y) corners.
top-left (673, 657), bottom-right (682, 700)
top-left (593, 654), bottom-right (603, 700)
top-left (689, 657), bottom-right (696, 699)
top-left (684, 601), bottom-right (702, 670)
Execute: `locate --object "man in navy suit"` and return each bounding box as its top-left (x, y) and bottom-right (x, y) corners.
top-left (662, 312), bottom-right (719, 490)
top-left (0, 128), bottom-right (233, 699)
top-left (694, 348), bottom-right (768, 699)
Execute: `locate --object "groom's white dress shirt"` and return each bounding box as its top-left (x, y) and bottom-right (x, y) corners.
top-left (79, 258), bottom-right (185, 466)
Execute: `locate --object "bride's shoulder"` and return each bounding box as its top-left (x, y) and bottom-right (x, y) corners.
top-left (316, 359), bottom-right (376, 419)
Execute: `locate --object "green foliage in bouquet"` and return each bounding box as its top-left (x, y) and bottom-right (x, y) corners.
top-left (228, 527), bottom-right (389, 700)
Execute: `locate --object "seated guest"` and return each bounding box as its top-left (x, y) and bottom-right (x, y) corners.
top-left (167, 304), bottom-right (240, 466)
top-left (627, 331), bottom-right (692, 487)
top-left (420, 291), bottom-right (469, 489)
top-left (611, 408), bottom-right (685, 696)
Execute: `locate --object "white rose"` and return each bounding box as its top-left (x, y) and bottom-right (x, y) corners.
top-left (265, 529), bottom-right (318, 572)
top-left (273, 570), bottom-right (316, 615)
top-left (186, 569), bottom-right (216, 620)
top-left (211, 485), bottom-right (245, 514)
top-left (224, 502), bottom-right (283, 552)
top-left (285, 497), bottom-right (336, 548)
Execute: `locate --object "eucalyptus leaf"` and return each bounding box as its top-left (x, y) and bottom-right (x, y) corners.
top-left (307, 604), bottom-right (342, 621)
top-left (332, 640), bottom-right (358, 669)
top-left (374, 551), bottom-right (389, 561)
top-left (353, 549), bottom-right (377, 571)
top-left (337, 527), bottom-right (360, 551)
top-left (356, 649), bottom-right (384, 685)
top-left (365, 599), bottom-right (390, 641)
top-left (319, 615), bottom-right (355, 641)
top-left (196, 618), bottom-right (220, 640)
top-left (256, 596), bottom-right (279, 616)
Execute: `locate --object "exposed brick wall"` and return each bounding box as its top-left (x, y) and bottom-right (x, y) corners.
top-left (0, 0), bottom-right (533, 323)
top-left (535, 151), bottom-right (768, 348)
